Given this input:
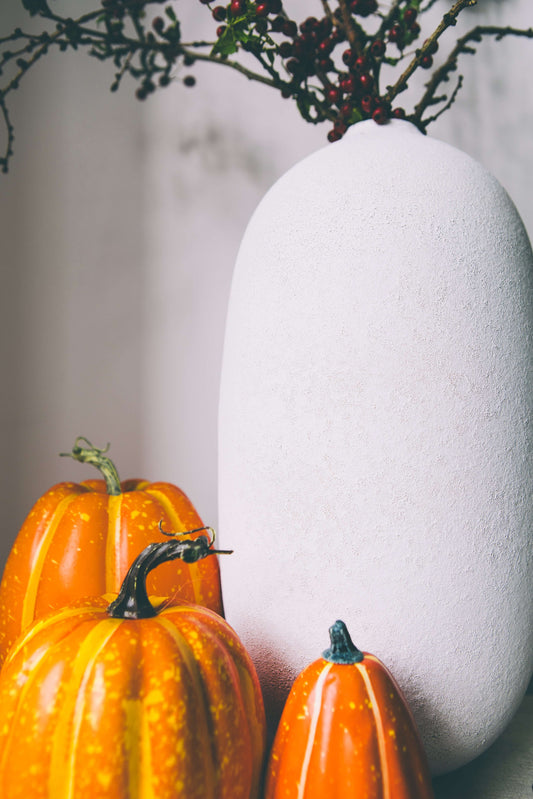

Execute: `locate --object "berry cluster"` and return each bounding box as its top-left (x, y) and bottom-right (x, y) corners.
top-left (197, 0), bottom-right (430, 140)
top-left (1, 0), bottom-right (532, 170)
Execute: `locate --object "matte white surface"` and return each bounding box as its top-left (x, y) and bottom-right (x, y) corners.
top-left (433, 694), bottom-right (533, 798)
top-left (218, 120), bottom-right (533, 774)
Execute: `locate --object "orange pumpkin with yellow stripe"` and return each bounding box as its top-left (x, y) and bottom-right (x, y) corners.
top-left (0, 538), bottom-right (266, 799)
top-left (0, 438), bottom-right (223, 665)
top-left (264, 620), bottom-right (434, 799)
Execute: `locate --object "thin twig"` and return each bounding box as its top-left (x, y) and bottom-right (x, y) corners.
top-left (412, 23), bottom-right (533, 125)
top-left (337, 0), bottom-right (364, 55)
top-left (385, 0), bottom-right (477, 105)
top-left (418, 73), bottom-right (463, 128)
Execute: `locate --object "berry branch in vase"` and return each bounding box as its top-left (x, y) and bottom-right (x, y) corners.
top-left (0, 0), bottom-right (532, 171)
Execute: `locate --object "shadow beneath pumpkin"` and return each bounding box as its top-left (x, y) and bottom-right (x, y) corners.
top-left (251, 636), bottom-right (296, 751)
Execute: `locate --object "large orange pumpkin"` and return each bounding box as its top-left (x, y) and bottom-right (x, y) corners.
top-left (0, 537), bottom-right (266, 799)
top-left (0, 438), bottom-right (223, 665)
top-left (265, 620), bottom-right (434, 799)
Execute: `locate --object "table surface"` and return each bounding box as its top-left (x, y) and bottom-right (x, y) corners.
top-left (432, 694), bottom-right (532, 799)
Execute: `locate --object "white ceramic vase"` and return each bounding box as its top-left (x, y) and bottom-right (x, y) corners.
top-left (218, 120), bottom-right (533, 775)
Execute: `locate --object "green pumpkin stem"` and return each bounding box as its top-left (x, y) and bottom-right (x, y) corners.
top-left (107, 536), bottom-right (233, 619)
top-left (322, 620), bottom-right (364, 664)
top-left (60, 437), bottom-right (122, 495)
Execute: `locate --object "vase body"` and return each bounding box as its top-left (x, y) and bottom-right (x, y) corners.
top-left (218, 120), bottom-right (533, 775)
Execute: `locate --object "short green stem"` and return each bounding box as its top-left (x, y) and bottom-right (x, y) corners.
top-left (322, 620), bottom-right (364, 664)
top-left (60, 437), bottom-right (122, 495)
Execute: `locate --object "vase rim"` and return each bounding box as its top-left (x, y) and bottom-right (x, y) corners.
top-left (343, 119), bottom-right (422, 140)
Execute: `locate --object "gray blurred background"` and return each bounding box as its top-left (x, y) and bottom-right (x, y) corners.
top-left (1, 0), bottom-right (532, 571)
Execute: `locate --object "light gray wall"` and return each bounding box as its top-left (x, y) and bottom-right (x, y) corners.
top-left (0, 0), bottom-right (532, 570)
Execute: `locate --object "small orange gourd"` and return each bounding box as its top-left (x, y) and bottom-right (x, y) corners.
top-left (0, 536), bottom-right (266, 799)
top-left (265, 620), bottom-right (435, 799)
top-left (0, 438), bottom-right (224, 664)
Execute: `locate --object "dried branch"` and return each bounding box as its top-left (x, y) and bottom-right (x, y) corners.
top-left (337, 0), bottom-right (365, 56)
top-left (412, 23), bottom-right (533, 128)
top-left (0, 0), bottom-right (532, 170)
top-left (385, 0), bottom-right (477, 106)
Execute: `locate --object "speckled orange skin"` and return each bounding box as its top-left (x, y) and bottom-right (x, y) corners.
top-left (265, 651), bottom-right (435, 799)
top-left (0, 479), bottom-right (223, 665)
top-left (0, 596), bottom-right (266, 798)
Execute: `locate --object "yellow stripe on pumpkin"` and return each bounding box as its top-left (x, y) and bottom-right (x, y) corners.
top-left (21, 494), bottom-right (79, 630)
top-left (4, 605), bottom-right (103, 669)
top-left (356, 659), bottom-right (391, 799)
top-left (156, 616), bottom-right (217, 797)
top-left (0, 642), bottom-right (58, 781)
top-left (106, 494), bottom-right (123, 593)
top-left (123, 697), bottom-right (157, 799)
top-left (48, 618), bottom-right (120, 799)
top-left (297, 662), bottom-right (333, 799)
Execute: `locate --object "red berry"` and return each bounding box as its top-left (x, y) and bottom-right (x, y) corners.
top-left (403, 7), bottom-right (417, 26)
top-left (271, 15), bottom-right (285, 32)
top-left (372, 105), bottom-right (388, 124)
top-left (301, 16), bottom-right (319, 33)
top-left (361, 94), bottom-right (374, 113)
top-left (212, 6), bottom-right (226, 21)
top-left (352, 0), bottom-right (377, 17)
top-left (420, 53), bottom-right (433, 69)
top-left (327, 128), bottom-right (343, 142)
top-left (326, 86), bottom-right (341, 104)
top-left (392, 107), bottom-right (406, 118)
top-left (334, 119), bottom-right (348, 134)
top-left (340, 75), bottom-right (356, 94)
top-left (370, 39), bottom-right (385, 58)
top-left (230, 0), bottom-right (244, 14)
top-left (286, 58), bottom-right (301, 75)
top-left (389, 24), bottom-right (404, 47)
top-left (279, 41), bottom-right (293, 58)
top-left (353, 56), bottom-right (366, 73)
top-left (152, 16), bottom-right (165, 33)
top-left (256, 3), bottom-right (269, 17)
top-left (216, 24), bottom-right (226, 36)
top-left (359, 72), bottom-right (373, 91)
top-left (318, 38), bottom-right (334, 55)
top-left (342, 48), bottom-right (356, 66)
top-left (282, 19), bottom-right (298, 37)
top-left (339, 101), bottom-right (352, 117)
top-left (183, 75), bottom-right (196, 87)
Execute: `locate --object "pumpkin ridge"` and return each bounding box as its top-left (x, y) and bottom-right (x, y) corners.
top-left (296, 661), bottom-right (333, 799)
top-left (0, 635), bottom-right (58, 785)
top-left (106, 493), bottom-right (123, 593)
top-left (159, 609), bottom-right (259, 798)
top-left (48, 618), bottom-right (120, 798)
top-left (356, 660), bottom-right (390, 799)
top-left (154, 615), bottom-right (218, 797)
top-left (4, 604), bottom-right (106, 669)
top-left (121, 625), bottom-right (156, 799)
top-left (21, 493), bottom-right (80, 630)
